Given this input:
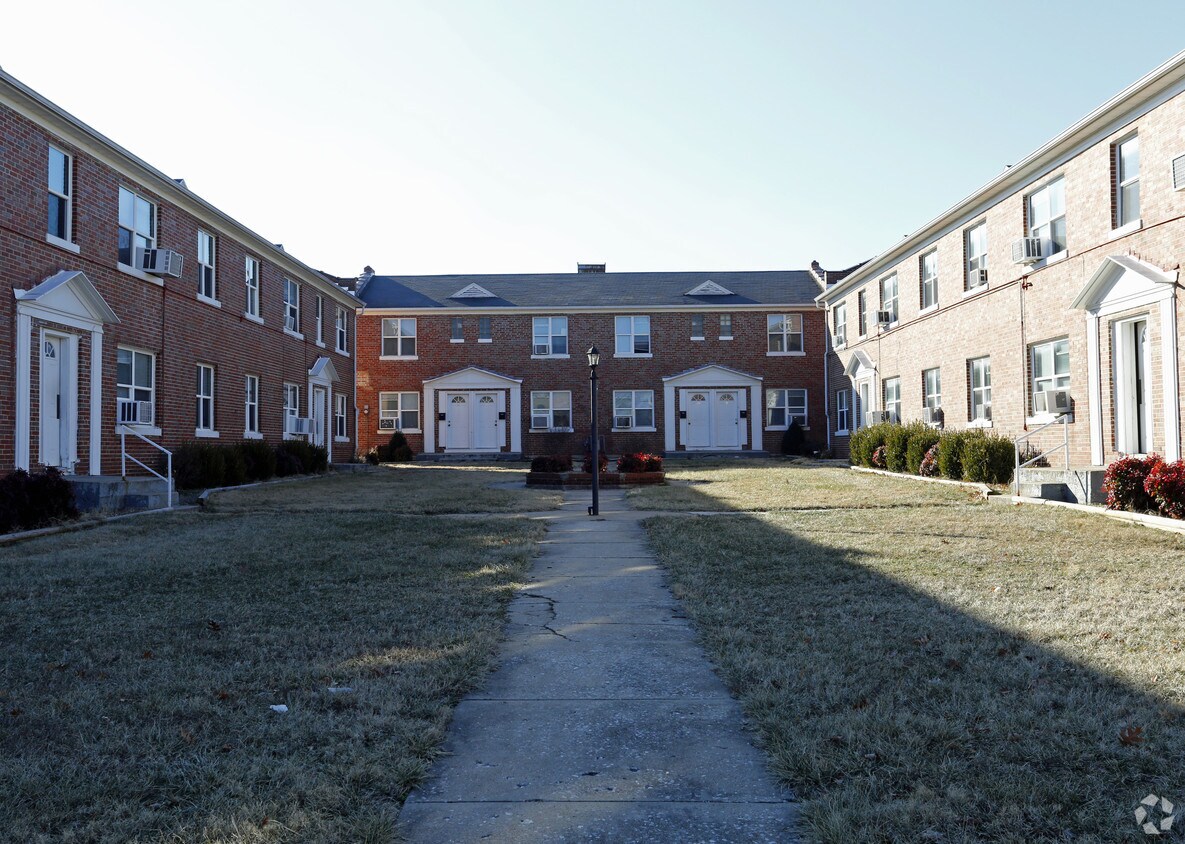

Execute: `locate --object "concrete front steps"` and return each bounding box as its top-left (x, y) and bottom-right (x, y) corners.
top-left (65, 475), bottom-right (177, 512)
top-left (1015, 466), bottom-right (1105, 504)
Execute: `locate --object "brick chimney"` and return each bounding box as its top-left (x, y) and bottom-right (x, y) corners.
top-left (577, 263), bottom-right (606, 273)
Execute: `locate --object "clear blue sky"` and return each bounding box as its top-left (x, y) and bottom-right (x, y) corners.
top-left (3, 1), bottom-right (1183, 276)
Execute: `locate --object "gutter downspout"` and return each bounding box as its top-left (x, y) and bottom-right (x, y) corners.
top-left (818, 299), bottom-right (832, 453)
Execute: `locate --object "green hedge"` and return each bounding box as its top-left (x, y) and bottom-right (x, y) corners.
top-left (905, 425), bottom-right (942, 475)
top-left (850, 423), bottom-right (1015, 485)
top-left (849, 421), bottom-right (895, 468)
top-left (171, 440), bottom-right (328, 490)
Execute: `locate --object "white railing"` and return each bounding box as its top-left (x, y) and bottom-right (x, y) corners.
top-left (1013, 413), bottom-right (1070, 496)
top-left (120, 426), bottom-right (173, 509)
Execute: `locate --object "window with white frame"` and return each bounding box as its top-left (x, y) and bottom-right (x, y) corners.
top-left (613, 390), bottom-right (655, 429)
top-left (479, 316), bottom-right (492, 342)
top-left (334, 394), bottom-right (347, 438)
top-left (920, 250), bottom-right (938, 310)
top-left (691, 313), bottom-right (704, 339)
top-left (451, 317), bottom-right (464, 341)
top-left (1031, 338), bottom-right (1070, 411)
top-left (315, 295), bottom-right (324, 344)
top-left (532, 316), bottom-right (568, 356)
top-left (530, 391), bottom-right (572, 430)
top-left (244, 256), bottom-right (260, 318)
top-left (379, 392), bottom-right (420, 431)
top-left (47, 146), bottom-right (72, 243)
top-left (197, 230), bottom-right (216, 300)
top-left (858, 290), bottom-right (869, 336)
top-left (883, 377), bottom-right (901, 423)
top-left (879, 274), bottom-right (899, 325)
top-left (283, 279), bottom-right (301, 334)
top-left (923, 367), bottom-right (942, 414)
top-left (1116, 135), bottom-right (1140, 227)
top-left (381, 318), bottom-right (417, 357)
top-left (1027, 177), bottom-right (1066, 259)
top-left (283, 383), bottom-right (300, 433)
top-left (615, 315), bottom-right (651, 356)
top-left (835, 389), bottom-right (850, 433)
top-left (116, 347), bottom-right (154, 425)
top-left (196, 364), bottom-right (215, 432)
top-left (969, 357), bottom-right (992, 422)
top-left (719, 313), bottom-right (732, 338)
top-left (766, 388), bottom-right (807, 428)
top-left (336, 307), bottom-right (348, 353)
top-left (833, 303), bottom-right (847, 346)
top-left (244, 375), bottom-right (260, 435)
top-left (965, 221), bottom-right (988, 289)
top-left (767, 314), bottom-right (803, 353)
top-left (118, 186), bottom-right (155, 266)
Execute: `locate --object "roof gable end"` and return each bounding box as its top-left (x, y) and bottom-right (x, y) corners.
top-left (450, 283), bottom-right (496, 299)
top-left (685, 280), bottom-right (734, 296)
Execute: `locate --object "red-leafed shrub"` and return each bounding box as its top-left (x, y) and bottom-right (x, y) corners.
top-left (919, 443), bottom-right (941, 477)
top-left (581, 451), bottom-right (610, 474)
top-left (1144, 458), bottom-right (1185, 520)
top-left (530, 454), bottom-right (572, 473)
top-left (1102, 454), bottom-right (1162, 512)
top-left (617, 453), bottom-right (663, 472)
top-left (871, 445), bottom-right (887, 469)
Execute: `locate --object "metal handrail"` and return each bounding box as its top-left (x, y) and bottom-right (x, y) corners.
top-left (1013, 414), bottom-right (1070, 496)
top-left (119, 426), bottom-right (173, 510)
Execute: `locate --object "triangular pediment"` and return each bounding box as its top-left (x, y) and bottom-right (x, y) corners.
top-left (450, 283), bottom-right (495, 299)
top-left (308, 356), bottom-right (340, 382)
top-left (14, 270), bottom-right (120, 326)
top-left (424, 366), bottom-right (523, 387)
top-left (685, 280), bottom-right (734, 297)
top-left (844, 350), bottom-right (875, 378)
top-left (1072, 255), bottom-right (1177, 313)
top-left (662, 363), bottom-right (761, 385)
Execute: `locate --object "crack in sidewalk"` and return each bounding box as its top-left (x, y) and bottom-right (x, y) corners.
top-left (520, 591), bottom-right (573, 640)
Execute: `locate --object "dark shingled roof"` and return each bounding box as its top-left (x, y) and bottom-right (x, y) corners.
top-left (357, 270), bottom-right (823, 309)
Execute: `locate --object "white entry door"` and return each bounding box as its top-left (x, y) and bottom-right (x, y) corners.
top-left (472, 393), bottom-right (499, 450)
top-left (683, 389), bottom-right (743, 450)
top-left (312, 387), bottom-right (328, 447)
top-left (685, 391), bottom-right (711, 448)
top-left (713, 390), bottom-right (741, 448)
top-left (1116, 319), bottom-right (1153, 454)
top-left (39, 334), bottom-right (71, 468)
top-left (445, 393), bottom-right (471, 449)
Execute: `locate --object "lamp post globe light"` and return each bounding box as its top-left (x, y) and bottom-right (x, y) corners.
top-left (587, 346), bottom-right (601, 516)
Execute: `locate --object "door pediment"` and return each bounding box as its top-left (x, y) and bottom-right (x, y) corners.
top-left (1072, 255), bottom-right (1177, 315)
top-left (15, 271), bottom-right (120, 328)
top-left (663, 364), bottom-right (761, 387)
top-left (425, 366), bottom-right (522, 389)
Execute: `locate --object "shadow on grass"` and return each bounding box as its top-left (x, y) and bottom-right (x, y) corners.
top-left (642, 479), bottom-right (1185, 843)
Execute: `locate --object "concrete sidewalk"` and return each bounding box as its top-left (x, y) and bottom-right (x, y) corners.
top-left (397, 489), bottom-right (797, 843)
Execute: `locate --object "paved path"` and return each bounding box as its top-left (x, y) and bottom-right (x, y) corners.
top-left (397, 489), bottom-right (798, 843)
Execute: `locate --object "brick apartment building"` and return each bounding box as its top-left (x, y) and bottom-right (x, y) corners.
top-left (818, 51), bottom-right (1185, 476)
top-left (1, 69), bottom-right (359, 501)
top-left (353, 267), bottom-right (830, 459)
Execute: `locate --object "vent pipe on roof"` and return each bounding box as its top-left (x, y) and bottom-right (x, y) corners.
top-left (577, 263), bottom-right (606, 273)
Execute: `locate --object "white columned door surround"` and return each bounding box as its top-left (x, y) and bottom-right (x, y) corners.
top-left (661, 365), bottom-right (762, 453)
top-left (1072, 256), bottom-right (1180, 464)
top-left (422, 367), bottom-right (522, 454)
top-left (13, 271), bottom-right (120, 474)
top-left (307, 357), bottom-right (341, 464)
top-left (843, 350), bottom-right (878, 430)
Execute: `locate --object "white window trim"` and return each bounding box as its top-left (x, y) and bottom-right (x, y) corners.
top-left (835, 389), bottom-right (850, 436)
top-left (531, 316), bottom-right (570, 357)
top-left (920, 250), bottom-right (939, 312)
top-left (530, 390), bottom-right (574, 431)
top-left (197, 230), bottom-right (218, 306)
top-left (969, 357), bottom-right (992, 425)
top-left (879, 274), bottom-right (899, 327)
top-left (314, 295), bottom-right (325, 347)
top-left (48, 146), bottom-right (73, 246)
top-left (965, 220), bottom-right (988, 291)
top-left (719, 315), bottom-right (733, 340)
top-left (118, 186), bottom-right (156, 271)
top-left (690, 314), bottom-right (706, 341)
top-left (611, 390), bottom-right (657, 432)
top-left (334, 393), bottom-right (348, 441)
top-left (381, 318), bottom-right (418, 359)
top-left (244, 256), bottom-right (261, 321)
top-left (283, 382), bottom-right (301, 440)
top-left (767, 313), bottom-right (805, 356)
top-left (117, 261), bottom-right (163, 286)
top-left (614, 315), bottom-right (652, 358)
top-left (46, 233), bottom-right (81, 254)
top-left (335, 307), bottom-right (349, 355)
top-left (1107, 218), bottom-right (1143, 241)
top-left (764, 388), bottom-right (808, 431)
top-left (284, 279), bottom-right (302, 338)
top-left (882, 377), bottom-right (902, 424)
top-left (378, 391), bottom-right (422, 434)
top-left (115, 346), bottom-right (156, 432)
top-left (1115, 134), bottom-right (1140, 230)
top-left (196, 363), bottom-right (217, 437)
top-left (244, 374), bottom-right (260, 437)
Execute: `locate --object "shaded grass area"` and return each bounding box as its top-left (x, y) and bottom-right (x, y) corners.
top-left (628, 458), bottom-right (974, 511)
top-left (645, 478), bottom-right (1185, 842)
top-left (205, 463), bottom-right (562, 515)
top-left (0, 507), bottom-right (542, 843)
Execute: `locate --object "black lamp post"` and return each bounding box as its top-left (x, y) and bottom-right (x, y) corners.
top-left (587, 346), bottom-right (601, 516)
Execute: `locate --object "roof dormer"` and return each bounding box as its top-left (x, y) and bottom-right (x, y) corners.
top-left (450, 283), bottom-right (495, 299)
top-left (685, 280), bottom-right (734, 297)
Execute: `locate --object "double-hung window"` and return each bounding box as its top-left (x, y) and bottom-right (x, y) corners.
top-left (283, 279), bottom-right (301, 334)
top-left (969, 357), bottom-right (992, 422)
top-left (835, 390), bottom-right (850, 434)
top-left (244, 257), bottom-right (260, 319)
top-left (923, 368), bottom-right (942, 415)
top-left (613, 390), bottom-right (655, 429)
top-left (196, 364), bottom-right (215, 433)
top-left (1031, 339), bottom-right (1070, 412)
top-left (283, 383), bottom-right (300, 434)
top-left (381, 318), bottom-right (416, 357)
top-left (118, 187), bottom-right (155, 267)
top-left (833, 303), bottom-right (847, 347)
top-left (315, 295), bottom-right (324, 344)
top-left (858, 290), bottom-right (869, 336)
top-left (615, 316), bottom-right (651, 356)
top-left (719, 314), bottom-right (733, 339)
top-left (965, 221), bottom-right (988, 290)
top-left (532, 316), bottom-right (568, 356)
top-left (883, 377), bottom-right (901, 423)
top-left (691, 314), bottom-right (705, 339)
top-left (334, 394), bottom-right (347, 438)
top-left (766, 388), bottom-right (807, 428)
top-left (920, 250), bottom-right (938, 310)
top-left (379, 392), bottom-right (420, 431)
top-left (879, 274), bottom-right (899, 325)
top-left (244, 375), bottom-right (260, 435)
top-left (451, 317), bottom-right (464, 342)
top-left (479, 316), bottom-right (492, 342)
top-left (1116, 135), bottom-right (1140, 228)
top-left (1027, 177), bottom-right (1066, 259)
top-left (116, 347), bottom-right (154, 426)
top-left (530, 391), bottom-right (572, 430)
top-left (197, 230), bottom-right (217, 301)
top-left (767, 314), bottom-right (803, 354)
top-left (336, 307), bottom-right (348, 353)
top-left (47, 146), bottom-right (72, 244)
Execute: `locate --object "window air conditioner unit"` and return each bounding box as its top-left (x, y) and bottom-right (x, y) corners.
top-left (876, 310), bottom-right (893, 326)
top-left (835, 329), bottom-right (846, 346)
top-left (118, 398), bottom-right (154, 425)
top-left (1012, 237), bottom-right (1042, 265)
top-left (1034, 389), bottom-right (1072, 415)
top-left (864, 410), bottom-right (887, 426)
top-left (532, 344), bottom-right (550, 356)
top-left (531, 416), bottom-right (549, 429)
top-left (378, 418), bottom-right (395, 430)
top-left (969, 268), bottom-right (988, 287)
top-left (615, 416), bottom-right (633, 429)
top-left (136, 247), bottom-right (185, 278)
top-left (288, 417), bottom-right (314, 435)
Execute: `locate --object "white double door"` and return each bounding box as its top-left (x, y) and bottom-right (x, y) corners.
top-left (682, 388), bottom-right (743, 450)
top-left (443, 391), bottom-right (500, 451)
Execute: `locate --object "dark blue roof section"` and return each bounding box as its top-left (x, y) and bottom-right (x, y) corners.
top-left (357, 270), bottom-right (822, 309)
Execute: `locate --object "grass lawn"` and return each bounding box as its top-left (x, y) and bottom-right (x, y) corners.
top-left (205, 463), bottom-right (562, 515)
top-left (643, 464), bottom-right (1185, 842)
top-left (628, 458), bottom-right (975, 511)
top-left (0, 470), bottom-right (543, 842)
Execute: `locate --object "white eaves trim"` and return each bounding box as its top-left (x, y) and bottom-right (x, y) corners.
top-left (360, 303), bottom-right (818, 316)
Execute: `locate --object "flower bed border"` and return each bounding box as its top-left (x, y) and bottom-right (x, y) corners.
top-left (526, 471), bottom-right (665, 489)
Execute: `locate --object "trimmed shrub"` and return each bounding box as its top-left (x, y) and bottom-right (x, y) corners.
top-left (1102, 454), bottom-right (1161, 512)
top-left (274, 448), bottom-right (304, 477)
top-left (581, 451), bottom-right (609, 473)
top-left (365, 449), bottom-right (381, 466)
top-left (936, 430), bottom-right (971, 480)
top-left (618, 453), bottom-right (663, 472)
top-left (531, 454), bottom-right (572, 473)
top-left (222, 446), bottom-right (248, 487)
top-left (919, 443), bottom-right (940, 477)
top-left (962, 431), bottom-right (1015, 485)
top-left (0, 468), bottom-right (79, 533)
top-left (1143, 458), bottom-right (1185, 519)
top-left (781, 421), bottom-right (805, 456)
top-left (237, 440), bottom-right (277, 481)
top-left (275, 440), bottom-right (328, 475)
top-left (871, 445), bottom-right (887, 469)
top-left (882, 424), bottom-right (912, 473)
top-left (172, 441), bottom-right (226, 490)
top-left (905, 425), bottom-right (942, 475)
top-left (849, 422), bottom-right (893, 467)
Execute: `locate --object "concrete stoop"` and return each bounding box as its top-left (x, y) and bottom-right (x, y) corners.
top-left (414, 452), bottom-right (524, 463)
top-left (1015, 467), bottom-right (1105, 504)
top-left (65, 475), bottom-right (177, 512)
